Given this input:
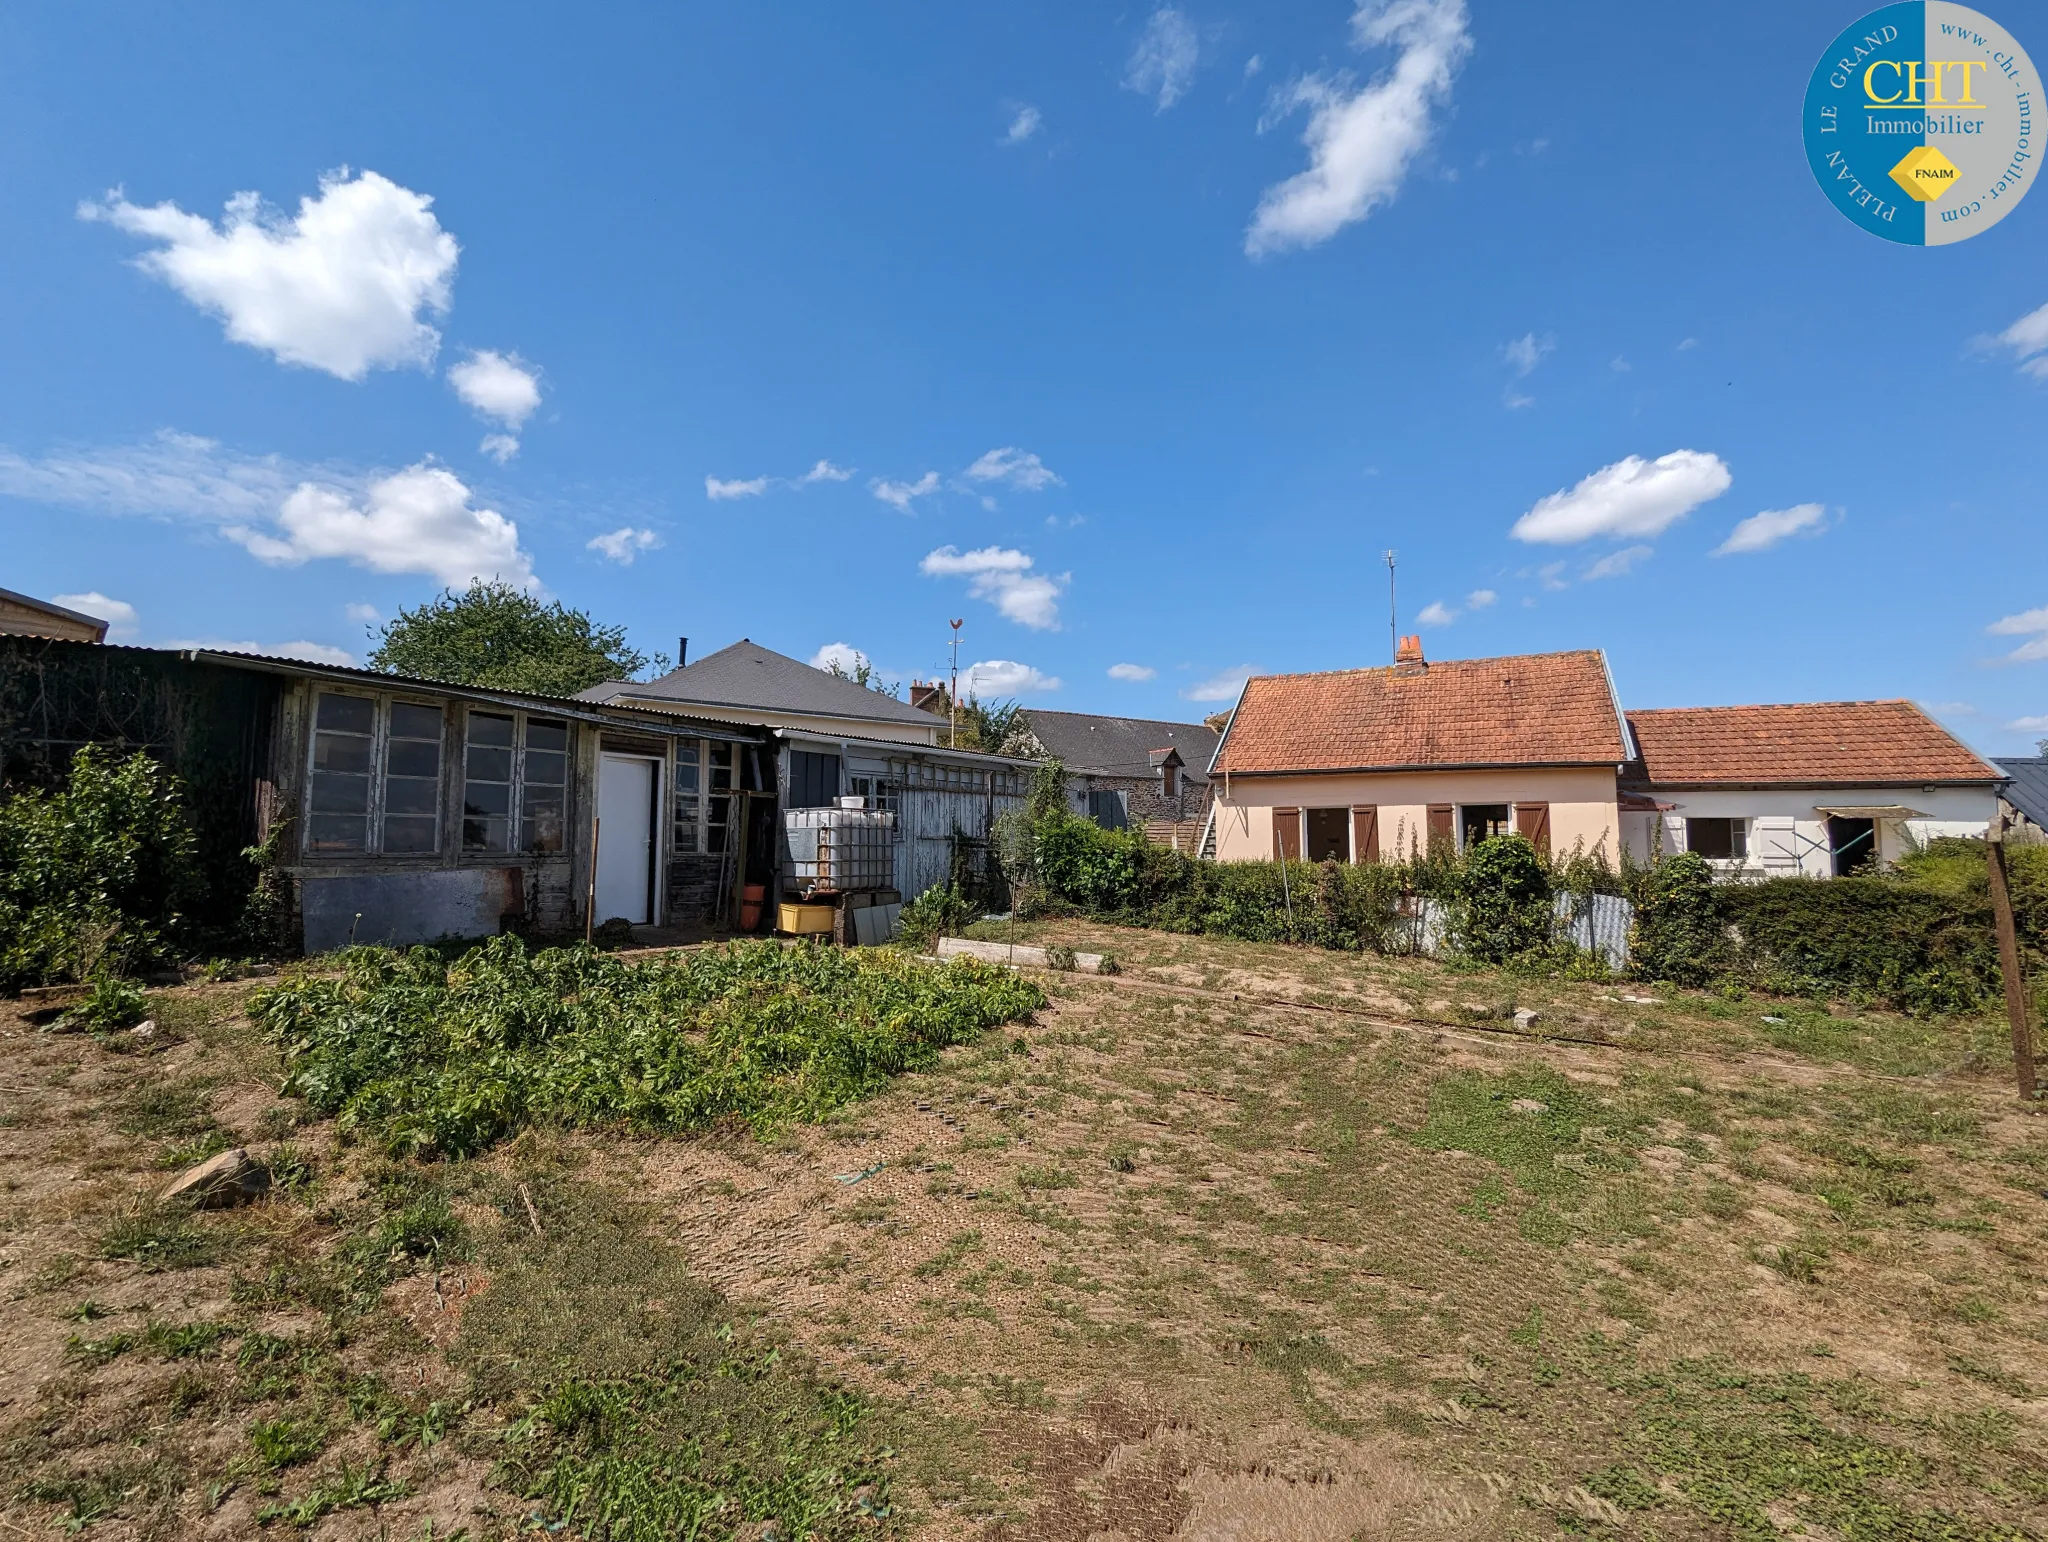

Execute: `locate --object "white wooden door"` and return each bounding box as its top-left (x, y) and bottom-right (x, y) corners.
top-left (596, 755), bottom-right (657, 925)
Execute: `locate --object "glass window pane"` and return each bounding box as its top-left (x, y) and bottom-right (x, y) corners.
top-left (389, 702), bottom-right (442, 740)
top-left (464, 782), bottom-right (512, 818)
top-left (468, 712), bottom-right (514, 746)
top-left (677, 740), bottom-right (699, 766)
top-left (308, 813), bottom-right (367, 853)
top-left (676, 764), bottom-right (699, 793)
top-left (522, 808), bottom-right (565, 854)
top-left (385, 778), bottom-right (439, 816)
top-left (466, 745), bottom-right (513, 784)
top-left (311, 770), bottom-right (370, 815)
top-left (384, 816), bottom-right (439, 854)
top-left (463, 816), bottom-right (510, 852)
top-left (524, 750), bottom-right (567, 788)
top-left (526, 719), bottom-right (568, 753)
top-left (386, 739), bottom-right (440, 779)
top-left (314, 733), bottom-right (373, 775)
top-left (317, 693), bottom-right (374, 733)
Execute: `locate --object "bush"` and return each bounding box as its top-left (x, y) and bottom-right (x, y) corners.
top-left (1629, 852), bottom-right (1725, 987)
top-left (1460, 835), bottom-right (1552, 963)
top-left (0, 746), bottom-right (201, 990)
top-left (251, 934), bottom-right (1043, 1157)
top-left (1717, 877), bottom-right (1996, 1014)
top-left (897, 884), bottom-right (973, 950)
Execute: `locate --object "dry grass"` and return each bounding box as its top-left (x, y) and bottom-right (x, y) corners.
top-left (2, 927), bottom-right (2044, 1541)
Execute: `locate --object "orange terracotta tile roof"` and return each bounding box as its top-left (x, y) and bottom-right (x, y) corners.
top-left (1626, 701), bottom-right (2000, 787)
top-left (1215, 650), bottom-right (1629, 775)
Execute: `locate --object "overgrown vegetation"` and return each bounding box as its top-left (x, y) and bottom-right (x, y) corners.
top-left (368, 579), bottom-right (666, 696)
top-left (0, 745), bottom-right (201, 989)
top-left (252, 934), bottom-right (1044, 1156)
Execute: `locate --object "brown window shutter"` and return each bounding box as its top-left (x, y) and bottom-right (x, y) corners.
top-left (1515, 801), bottom-right (1551, 857)
top-left (1273, 808), bottom-right (1301, 862)
top-left (1427, 804), bottom-right (1454, 853)
top-left (1351, 805), bottom-right (1379, 864)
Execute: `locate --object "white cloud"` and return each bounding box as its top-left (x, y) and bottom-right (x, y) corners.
top-left (1510, 449), bottom-right (1732, 545)
top-left (1466, 588), bottom-right (1496, 609)
top-left (345, 602), bottom-right (381, 624)
top-left (1108, 662), bottom-right (1157, 682)
top-left (51, 591), bottom-right (138, 640)
top-left (1714, 502), bottom-right (1829, 556)
top-left (1003, 105), bottom-right (1043, 144)
top-left (81, 169), bottom-right (457, 380)
top-left (586, 526), bottom-right (662, 565)
top-left (965, 659), bottom-right (1061, 695)
top-left (1184, 664), bottom-right (1259, 702)
top-left (920, 544), bottom-right (1066, 630)
top-left (872, 471), bottom-right (940, 513)
top-left (1416, 600), bottom-right (1456, 626)
top-left (1245, 54), bottom-right (1264, 77)
top-left (448, 350), bottom-right (541, 431)
top-left (1125, 8), bottom-right (1201, 110)
top-left (705, 475), bottom-right (770, 501)
top-left (0, 430), bottom-right (533, 589)
top-left (1503, 331), bottom-right (1555, 377)
top-left (234, 465), bottom-right (532, 589)
top-left (479, 434), bottom-right (521, 463)
top-left (2007, 713), bottom-right (2048, 731)
top-left (1503, 389), bottom-right (1536, 411)
top-left (809, 641), bottom-right (870, 673)
top-left (164, 638), bottom-right (357, 667)
top-left (1989, 605), bottom-right (2048, 663)
top-left (963, 447), bottom-right (1062, 491)
top-left (1583, 544), bottom-right (1653, 581)
top-left (800, 459), bottom-right (853, 484)
top-left (1988, 300), bottom-right (2048, 379)
top-left (1245, 0), bottom-right (1472, 257)
top-left (1676, 336), bottom-right (1698, 351)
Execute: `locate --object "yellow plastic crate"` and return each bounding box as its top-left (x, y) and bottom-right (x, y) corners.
top-left (778, 903), bottom-right (835, 936)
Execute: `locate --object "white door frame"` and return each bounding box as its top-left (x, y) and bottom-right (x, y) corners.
top-left (596, 752), bottom-right (663, 927)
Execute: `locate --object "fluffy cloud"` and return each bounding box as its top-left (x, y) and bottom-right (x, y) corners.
top-left (1466, 588), bottom-right (1497, 609)
top-left (1510, 450), bottom-right (1732, 545)
top-left (1245, 0), bottom-right (1472, 257)
top-left (51, 591), bottom-right (138, 640)
top-left (800, 460), bottom-right (853, 484)
top-left (809, 642), bottom-right (870, 674)
top-left (230, 465), bottom-right (532, 589)
top-left (1125, 8), bottom-right (1201, 110)
top-left (449, 350), bottom-right (541, 460)
top-left (166, 637), bottom-right (358, 666)
top-left (1004, 106), bottom-right (1043, 144)
top-left (1583, 544), bottom-right (1653, 581)
top-left (920, 545), bottom-right (1066, 630)
top-left (479, 434), bottom-right (521, 464)
top-left (965, 659), bottom-right (1061, 695)
top-left (873, 471), bottom-right (940, 513)
top-left (1988, 300), bottom-right (2048, 379)
top-left (1416, 600), bottom-right (1456, 626)
top-left (1503, 332), bottom-right (1555, 377)
top-left (706, 475), bottom-right (770, 501)
top-left (1714, 502), bottom-right (1829, 556)
top-left (345, 602), bottom-right (381, 624)
top-left (1107, 662), bottom-right (1157, 682)
top-left (1184, 664), bottom-right (1259, 702)
top-left (2007, 713), bottom-right (2048, 731)
top-left (1989, 605), bottom-right (2048, 663)
top-left (586, 527), bottom-right (662, 564)
top-left (963, 447), bottom-right (1062, 491)
top-left (81, 169), bottom-right (458, 380)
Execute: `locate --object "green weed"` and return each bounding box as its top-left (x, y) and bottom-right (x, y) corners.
top-left (98, 1208), bottom-right (219, 1272)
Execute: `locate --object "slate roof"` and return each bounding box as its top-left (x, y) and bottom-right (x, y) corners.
top-left (578, 639), bottom-right (942, 731)
top-left (1016, 709), bottom-right (1220, 784)
top-left (1214, 650), bottom-right (1629, 775)
top-left (1626, 701), bottom-right (2002, 787)
top-left (1992, 757), bottom-right (2048, 826)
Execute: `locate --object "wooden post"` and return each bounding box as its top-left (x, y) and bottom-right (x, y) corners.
top-left (1987, 812), bottom-right (2038, 1099)
top-left (584, 813), bottom-right (600, 944)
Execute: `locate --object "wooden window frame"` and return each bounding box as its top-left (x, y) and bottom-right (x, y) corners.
top-left (459, 707), bottom-right (575, 859)
top-left (303, 690), bottom-right (451, 860)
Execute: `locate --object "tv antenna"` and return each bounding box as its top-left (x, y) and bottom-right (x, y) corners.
top-left (1383, 550), bottom-right (1398, 663)
top-left (948, 619), bottom-right (964, 749)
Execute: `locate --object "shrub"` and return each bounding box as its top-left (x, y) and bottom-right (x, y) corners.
top-left (0, 746), bottom-right (201, 990)
top-left (897, 884), bottom-right (973, 950)
top-left (1460, 835), bottom-right (1553, 963)
top-left (1717, 877), bottom-right (1995, 1014)
top-left (1630, 852), bottom-right (1725, 987)
top-left (251, 935), bottom-right (1044, 1157)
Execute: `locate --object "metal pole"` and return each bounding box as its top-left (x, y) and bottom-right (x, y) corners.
top-left (948, 619), bottom-right (963, 749)
top-left (1383, 550), bottom-right (1397, 663)
top-left (1987, 812), bottom-right (2038, 1098)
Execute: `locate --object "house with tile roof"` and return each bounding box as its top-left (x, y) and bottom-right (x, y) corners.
top-left (1005, 708), bottom-right (1220, 834)
top-left (1622, 701), bottom-right (2003, 876)
top-left (1206, 639), bottom-right (1634, 866)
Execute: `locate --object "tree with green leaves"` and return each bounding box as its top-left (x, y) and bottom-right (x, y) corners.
top-left (368, 582), bottom-right (662, 697)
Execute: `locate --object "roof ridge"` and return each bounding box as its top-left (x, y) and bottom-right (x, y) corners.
top-left (1244, 647), bottom-right (1604, 685)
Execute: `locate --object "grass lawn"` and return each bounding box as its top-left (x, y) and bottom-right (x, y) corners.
top-left (2, 925), bottom-right (2044, 1540)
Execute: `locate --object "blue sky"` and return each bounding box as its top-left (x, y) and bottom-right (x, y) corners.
top-left (3, 1), bottom-right (2045, 750)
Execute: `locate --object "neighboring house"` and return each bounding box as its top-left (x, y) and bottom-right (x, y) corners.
top-left (1207, 639), bottom-right (1633, 865)
top-left (0, 587), bottom-right (108, 644)
top-left (0, 635), bottom-right (758, 952)
top-left (1994, 756), bottom-right (2048, 843)
top-left (1622, 701), bottom-right (2003, 876)
top-left (1005, 708), bottom-right (1219, 831)
top-left (582, 638), bottom-right (1034, 901)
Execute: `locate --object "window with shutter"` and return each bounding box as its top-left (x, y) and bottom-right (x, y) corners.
top-left (1351, 806), bottom-right (1379, 864)
top-left (1426, 804), bottom-right (1455, 854)
top-left (1514, 801), bottom-right (1551, 857)
top-left (1272, 808), bottom-right (1302, 862)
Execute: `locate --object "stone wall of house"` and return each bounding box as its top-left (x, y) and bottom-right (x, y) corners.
top-left (1086, 774), bottom-right (1212, 826)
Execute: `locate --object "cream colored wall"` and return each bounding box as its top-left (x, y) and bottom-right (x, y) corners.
top-left (610, 696), bottom-right (939, 746)
top-left (1212, 766), bottom-right (1621, 865)
top-left (1621, 784), bottom-right (1996, 876)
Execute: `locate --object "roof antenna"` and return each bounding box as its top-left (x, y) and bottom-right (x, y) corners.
top-left (1383, 551), bottom-right (1397, 664)
top-left (948, 619), bottom-right (964, 749)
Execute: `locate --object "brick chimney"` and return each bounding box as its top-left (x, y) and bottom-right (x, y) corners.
top-left (1395, 634), bottom-right (1425, 669)
top-left (909, 679), bottom-right (949, 715)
